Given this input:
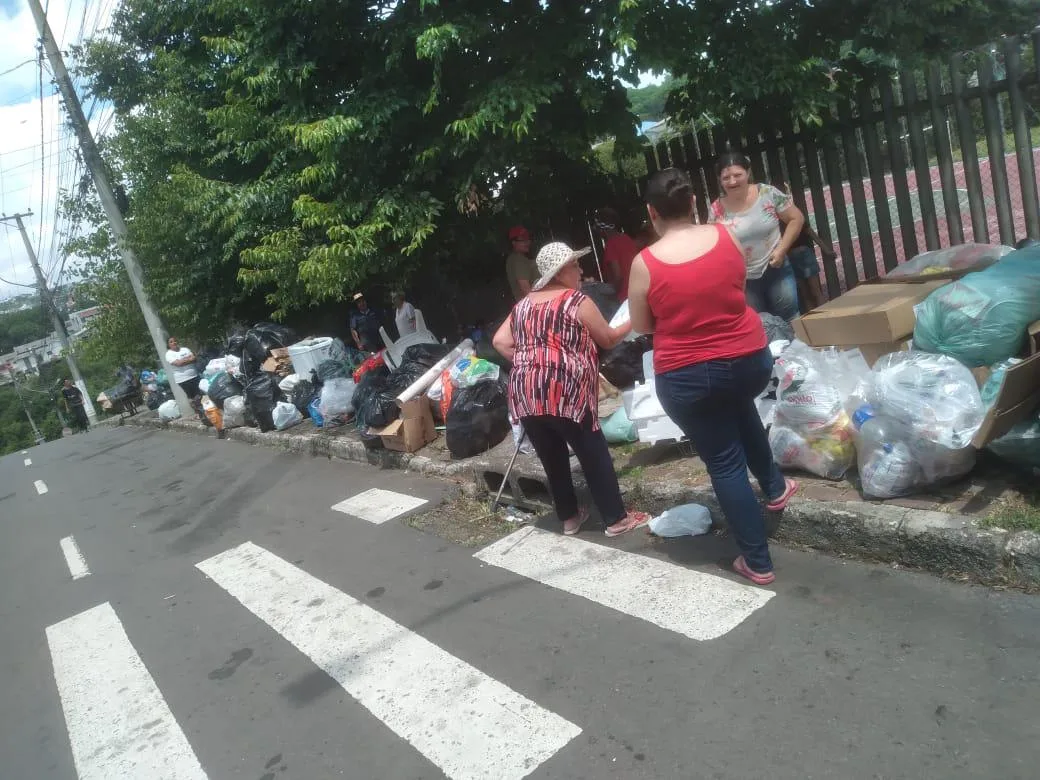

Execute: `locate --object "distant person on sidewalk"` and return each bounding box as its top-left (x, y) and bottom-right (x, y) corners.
top-left (165, 337), bottom-right (200, 399)
top-left (594, 207), bottom-right (639, 301)
top-left (61, 378), bottom-right (89, 431)
top-left (350, 292), bottom-right (383, 352)
top-left (392, 291), bottom-right (417, 338)
top-left (709, 151), bottom-right (804, 321)
top-left (493, 242), bottom-right (650, 538)
top-left (504, 226), bottom-right (538, 301)
top-left (772, 178), bottom-right (833, 312)
top-left (628, 167), bottom-right (798, 586)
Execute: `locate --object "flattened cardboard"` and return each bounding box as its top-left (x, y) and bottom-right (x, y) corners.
top-left (375, 397), bottom-right (437, 452)
top-left (792, 280), bottom-right (948, 347)
top-left (972, 352), bottom-right (1040, 448)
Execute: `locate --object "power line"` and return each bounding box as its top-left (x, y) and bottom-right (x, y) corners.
top-left (0, 59), bottom-right (37, 78)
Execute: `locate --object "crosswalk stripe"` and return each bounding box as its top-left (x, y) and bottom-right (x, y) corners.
top-left (475, 527), bottom-right (774, 641)
top-left (59, 536), bottom-right (90, 580)
top-left (330, 487), bottom-right (427, 524)
top-left (46, 602), bottom-right (208, 780)
top-left (198, 542), bottom-right (580, 780)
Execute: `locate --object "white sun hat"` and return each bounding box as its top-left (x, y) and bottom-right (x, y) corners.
top-left (531, 242), bottom-right (592, 291)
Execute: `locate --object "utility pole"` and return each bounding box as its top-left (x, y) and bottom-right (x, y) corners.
top-left (27, 0), bottom-right (193, 418)
top-left (11, 373), bottom-right (46, 446)
top-left (2, 211), bottom-right (97, 424)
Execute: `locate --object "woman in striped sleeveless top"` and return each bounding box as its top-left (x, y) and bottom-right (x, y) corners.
top-left (493, 242), bottom-right (650, 537)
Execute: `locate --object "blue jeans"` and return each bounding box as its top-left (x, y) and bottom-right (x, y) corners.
top-left (655, 348), bottom-right (786, 573)
top-left (746, 261), bottom-right (799, 322)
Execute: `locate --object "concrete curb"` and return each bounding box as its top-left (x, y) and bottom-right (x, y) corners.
top-left (123, 414), bottom-right (1040, 588)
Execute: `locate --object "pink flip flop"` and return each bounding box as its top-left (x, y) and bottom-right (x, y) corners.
top-left (766, 478), bottom-right (799, 512)
top-left (733, 556), bottom-right (776, 586)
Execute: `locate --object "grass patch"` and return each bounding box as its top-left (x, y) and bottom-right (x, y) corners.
top-left (982, 498), bottom-right (1040, 533)
top-left (404, 490), bottom-right (519, 548)
top-left (617, 464), bottom-right (645, 480)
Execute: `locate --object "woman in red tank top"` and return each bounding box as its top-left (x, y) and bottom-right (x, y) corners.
top-left (627, 168), bottom-right (799, 586)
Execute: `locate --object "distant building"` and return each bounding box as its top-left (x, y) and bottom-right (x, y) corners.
top-left (0, 333), bottom-right (64, 381)
top-left (66, 306), bottom-right (101, 337)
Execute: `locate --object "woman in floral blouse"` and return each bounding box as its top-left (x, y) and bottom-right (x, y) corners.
top-left (709, 151), bottom-right (806, 321)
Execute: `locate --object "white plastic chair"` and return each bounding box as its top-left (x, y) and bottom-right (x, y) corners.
top-left (379, 309), bottom-right (439, 369)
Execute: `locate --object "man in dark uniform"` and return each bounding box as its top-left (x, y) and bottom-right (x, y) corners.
top-left (350, 292), bottom-right (383, 352)
top-left (61, 378), bottom-right (89, 432)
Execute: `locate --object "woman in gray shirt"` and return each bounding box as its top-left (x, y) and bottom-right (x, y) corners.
top-left (709, 152), bottom-right (806, 321)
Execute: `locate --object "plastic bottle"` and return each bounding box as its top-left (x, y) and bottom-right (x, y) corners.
top-left (855, 416), bottom-right (921, 498)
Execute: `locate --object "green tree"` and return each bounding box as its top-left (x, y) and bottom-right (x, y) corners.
top-left (0, 305), bottom-right (51, 354)
top-left (626, 0), bottom-right (1039, 125)
top-left (74, 0), bottom-right (641, 323)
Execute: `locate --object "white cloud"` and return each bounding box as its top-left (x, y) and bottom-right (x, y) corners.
top-left (0, 0), bottom-right (116, 300)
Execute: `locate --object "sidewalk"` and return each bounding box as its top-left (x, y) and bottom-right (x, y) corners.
top-left (121, 410), bottom-right (1040, 589)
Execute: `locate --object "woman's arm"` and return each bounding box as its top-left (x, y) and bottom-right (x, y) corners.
top-left (770, 202), bottom-right (806, 267)
top-left (578, 298), bottom-right (631, 349)
top-left (492, 315), bottom-right (516, 362)
top-left (626, 256), bottom-right (654, 335)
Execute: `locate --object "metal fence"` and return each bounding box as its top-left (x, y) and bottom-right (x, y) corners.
top-left (642, 32), bottom-right (1040, 298)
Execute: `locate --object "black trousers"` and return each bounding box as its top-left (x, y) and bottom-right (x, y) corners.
top-left (520, 414), bottom-right (626, 525)
top-left (178, 376), bottom-right (201, 399)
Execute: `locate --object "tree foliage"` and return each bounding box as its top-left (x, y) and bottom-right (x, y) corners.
top-left (626, 0), bottom-right (1039, 124)
top-left (76, 0), bottom-right (642, 323)
top-left (0, 305), bottom-right (51, 354)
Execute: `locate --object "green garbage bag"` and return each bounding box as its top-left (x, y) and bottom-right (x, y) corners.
top-left (601, 408), bottom-right (637, 444)
top-left (988, 412), bottom-right (1040, 472)
top-left (913, 249), bottom-right (1040, 367)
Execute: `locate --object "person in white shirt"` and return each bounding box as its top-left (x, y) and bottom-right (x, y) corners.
top-left (393, 291), bottom-right (417, 338)
top-left (165, 337), bottom-right (201, 398)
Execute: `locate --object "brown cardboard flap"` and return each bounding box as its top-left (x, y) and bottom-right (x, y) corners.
top-left (973, 352), bottom-right (1040, 448)
top-left (374, 397), bottom-right (437, 452)
top-left (793, 281), bottom-right (948, 347)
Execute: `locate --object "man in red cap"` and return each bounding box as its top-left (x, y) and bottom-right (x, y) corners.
top-left (505, 225), bottom-right (537, 301)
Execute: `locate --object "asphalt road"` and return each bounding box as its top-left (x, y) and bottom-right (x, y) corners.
top-left (3, 426), bottom-right (1040, 780)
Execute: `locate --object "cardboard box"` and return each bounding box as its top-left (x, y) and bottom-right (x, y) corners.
top-left (856, 339), bottom-right (912, 368)
top-left (972, 352), bottom-right (1040, 448)
top-left (793, 280), bottom-right (948, 347)
top-left (1027, 320), bottom-right (1040, 357)
top-left (375, 397), bottom-right (437, 452)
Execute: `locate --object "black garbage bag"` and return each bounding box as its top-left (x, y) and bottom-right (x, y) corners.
top-left (353, 373), bottom-right (400, 429)
top-left (244, 373), bottom-right (283, 432)
top-left (315, 359), bottom-right (350, 384)
top-left (759, 312), bottom-right (795, 344)
top-left (291, 379), bottom-right (319, 414)
top-left (581, 281), bottom-right (620, 322)
top-left (252, 322), bottom-right (298, 352)
top-left (387, 361), bottom-right (428, 393)
top-left (226, 328), bottom-right (248, 358)
top-left (446, 378), bottom-right (510, 459)
top-left (207, 372), bottom-right (244, 409)
top-left (599, 336), bottom-right (652, 389)
top-left (401, 343), bottom-right (453, 369)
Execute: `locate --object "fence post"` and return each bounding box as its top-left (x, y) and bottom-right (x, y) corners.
top-left (1003, 36), bottom-right (1040, 240)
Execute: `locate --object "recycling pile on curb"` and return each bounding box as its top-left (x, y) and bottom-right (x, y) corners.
top-left (129, 243), bottom-right (1040, 587)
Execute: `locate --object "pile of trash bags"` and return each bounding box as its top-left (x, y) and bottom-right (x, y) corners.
top-left (849, 352), bottom-right (986, 498)
top-left (445, 377), bottom-right (511, 459)
top-left (913, 247), bottom-right (1040, 367)
top-left (988, 410), bottom-right (1040, 473)
top-left (228, 322), bottom-right (298, 380)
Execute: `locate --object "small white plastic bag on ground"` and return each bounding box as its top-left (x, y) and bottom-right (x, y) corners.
top-left (272, 401), bottom-right (303, 430)
top-left (648, 504), bottom-right (712, 537)
top-left (158, 400), bottom-right (181, 421)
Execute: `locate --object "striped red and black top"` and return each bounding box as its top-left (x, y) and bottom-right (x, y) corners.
top-left (507, 290), bottom-right (599, 429)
